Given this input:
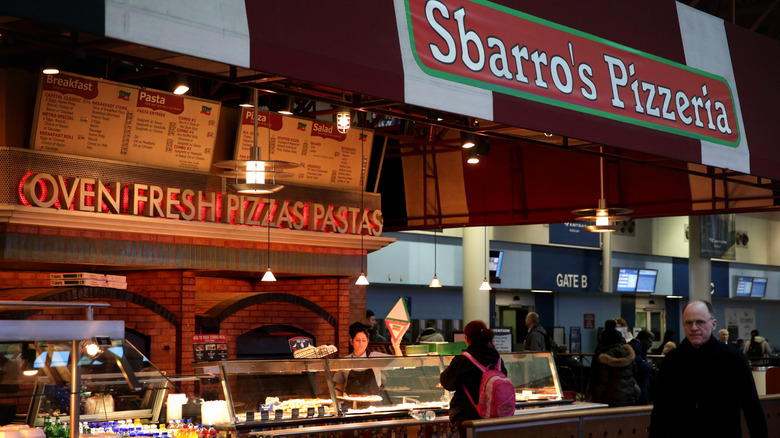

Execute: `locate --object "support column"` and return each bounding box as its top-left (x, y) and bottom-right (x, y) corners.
top-left (602, 232), bottom-right (613, 292)
top-left (462, 227), bottom-right (490, 324)
top-left (688, 216), bottom-right (711, 302)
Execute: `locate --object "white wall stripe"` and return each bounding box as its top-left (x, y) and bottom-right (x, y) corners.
top-left (105, 0), bottom-right (250, 69)
top-left (676, 2), bottom-right (750, 173)
top-left (392, 0), bottom-right (493, 121)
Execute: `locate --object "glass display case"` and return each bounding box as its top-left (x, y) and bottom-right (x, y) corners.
top-left (0, 339), bottom-right (173, 427)
top-left (193, 351), bottom-right (567, 429)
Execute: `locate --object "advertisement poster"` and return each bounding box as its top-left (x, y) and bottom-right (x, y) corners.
top-left (192, 334), bottom-right (229, 361)
top-left (235, 108), bottom-right (374, 191)
top-left (31, 72), bottom-right (220, 172)
top-left (724, 307), bottom-right (755, 341)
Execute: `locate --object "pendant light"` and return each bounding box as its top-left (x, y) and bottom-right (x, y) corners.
top-left (479, 225), bottom-right (492, 290)
top-left (261, 130), bottom-right (276, 282)
top-left (572, 147), bottom-right (633, 232)
top-left (213, 89), bottom-right (298, 194)
top-left (429, 229), bottom-right (442, 288)
top-left (355, 119), bottom-right (369, 286)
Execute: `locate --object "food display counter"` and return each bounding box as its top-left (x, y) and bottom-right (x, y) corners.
top-left (192, 351), bottom-right (570, 434)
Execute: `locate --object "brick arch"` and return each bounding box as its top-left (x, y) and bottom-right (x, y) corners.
top-left (211, 292), bottom-right (336, 327)
top-left (0, 287), bottom-right (177, 325)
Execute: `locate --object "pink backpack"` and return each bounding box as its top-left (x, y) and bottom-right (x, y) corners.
top-left (461, 352), bottom-right (516, 418)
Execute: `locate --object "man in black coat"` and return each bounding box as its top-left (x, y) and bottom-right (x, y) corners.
top-left (649, 300), bottom-right (767, 438)
top-left (628, 330), bottom-right (654, 405)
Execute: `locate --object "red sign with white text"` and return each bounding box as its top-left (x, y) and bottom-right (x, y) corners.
top-left (406, 0), bottom-right (739, 146)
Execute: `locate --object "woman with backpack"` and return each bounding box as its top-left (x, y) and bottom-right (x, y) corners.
top-left (440, 320), bottom-right (508, 436)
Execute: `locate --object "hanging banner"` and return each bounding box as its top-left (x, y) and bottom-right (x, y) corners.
top-left (30, 72), bottom-right (220, 172)
top-left (699, 214), bottom-right (735, 259)
top-left (405, 0), bottom-right (739, 147)
top-left (549, 223), bottom-right (599, 248)
top-left (235, 109), bottom-right (374, 191)
top-left (385, 297), bottom-right (411, 344)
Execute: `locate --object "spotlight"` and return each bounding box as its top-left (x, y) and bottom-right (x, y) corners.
top-left (171, 74), bottom-right (189, 95)
top-left (460, 132), bottom-right (476, 148)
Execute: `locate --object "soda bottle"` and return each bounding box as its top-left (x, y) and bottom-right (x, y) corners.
top-left (207, 425), bottom-right (216, 438)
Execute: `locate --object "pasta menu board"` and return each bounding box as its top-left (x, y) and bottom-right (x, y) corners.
top-left (31, 72), bottom-right (220, 172)
top-left (236, 108), bottom-right (373, 191)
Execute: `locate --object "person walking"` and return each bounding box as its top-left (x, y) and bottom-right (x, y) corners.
top-left (524, 312), bottom-right (547, 351)
top-left (649, 300), bottom-right (767, 438)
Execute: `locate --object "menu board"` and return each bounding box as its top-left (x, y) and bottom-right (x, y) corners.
top-left (235, 108), bottom-right (373, 191)
top-left (192, 334), bottom-right (229, 361)
top-left (31, 72), bottom-right (220, 172)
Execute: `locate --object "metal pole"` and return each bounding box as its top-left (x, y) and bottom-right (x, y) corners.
top-left (70, 340), bottom-right (80, 438)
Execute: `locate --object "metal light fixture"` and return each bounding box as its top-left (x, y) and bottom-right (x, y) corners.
top-left (356, 120), bottom-right (369, 286)
top-left (467, 147), bottom-right (480, 164)
top-left (171, 74), bottom-right (189, 95)
top-left (213, 89), bottom-right (298, 194)
top-left (572, 149), bottom-right (632, 232)
top-left (460, 131), bottom-right (476, 148)
top-left (480, 228), bottom-right (492, 290)
top-left (336, 109), bottom-right (351, 134)
top-left (278, 96), bottom-right (295, 115)
top-left (429, 229), bottom-right (442, 288)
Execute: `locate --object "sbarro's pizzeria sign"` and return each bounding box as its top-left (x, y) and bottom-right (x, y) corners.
top-left (406, 0), bottom-right (739, 146)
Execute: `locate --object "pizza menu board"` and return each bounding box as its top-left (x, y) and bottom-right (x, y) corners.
top-left (31, 72), bottom-right (220, 172)
top-left (236, 108), bottom-right (373, 191)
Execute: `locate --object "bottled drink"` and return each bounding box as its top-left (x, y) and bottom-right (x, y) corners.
top-left (408, 410), bottom-right (435, 421)
top-left (207, 426), bottom-right (216, 438)
top-left (43, 416), bottom-right (53, 438)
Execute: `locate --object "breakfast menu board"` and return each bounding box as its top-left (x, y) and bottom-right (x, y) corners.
top-left (31, 72), bottom-right (220, 172)
top-left (236, 108), bottom-right (373, 191)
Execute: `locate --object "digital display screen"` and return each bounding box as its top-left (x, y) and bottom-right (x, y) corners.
top-left (635, 269), bottom-right (658, 293)
top-left (616, 268), bottom-right (639, 292)
top-left (489, 251), bottom-right (503, 278)
top-left (735, 276), bottom-right (753, 297)
top-left (751, 277), bottom-right (767, 298)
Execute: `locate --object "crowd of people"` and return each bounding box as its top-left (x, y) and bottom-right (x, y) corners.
top-left (352, 304), bottom-right (769, 437)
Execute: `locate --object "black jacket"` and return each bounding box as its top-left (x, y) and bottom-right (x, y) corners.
top-left (628, 338), bottom-right (654, 405)
top-left (587, 341), bottom-right (640, 407)
top-left (649, 335), bottom-right (767, 438)
top-left (440, 344), bottom-right (507, 426)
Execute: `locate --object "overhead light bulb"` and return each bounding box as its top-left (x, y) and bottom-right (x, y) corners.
top-left (246, 160), bottom-right (265, 184)
top-left (23, 368), bottom-right (39, 376)
top-left (460, 132), bottom-right (476, 148)
top-left (336, 109), bottom-right (351, 134)
top-left (429, 275), bottom-right (442, 288)
top-left (595, 214), bottom-right (610, 227)
top-left (356, 273), bottom-right (369, 285)
top-left (479, 277), bottom-right (492, 291)
top-left (42, 67), bottom-right (59, 75)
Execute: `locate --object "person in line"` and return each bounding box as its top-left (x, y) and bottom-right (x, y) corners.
top-left (649, 300), bottom-right (767, 438)
top-left (440, 320), bottom-right (507, 437)
top-left (524, 312), bottom-right (547, 351)
top-left (332, 322), bottom-right (401, 397)
top-left (364, 309), bottom-right (388, 342)
top-left (614, 317), bottom-right (633, 342)
top-left (628, 330), bottom-right (655, 405)
top-left (743, 329), bottom-right (772, 365)
top-left (416, 320), bottom-right (445, 343)
top-left (718, 328), bottom-right (730, 344)
top-left (586, 320), bottom-right (640, 407)
top-left (652, 330), bottom-right (675, 355)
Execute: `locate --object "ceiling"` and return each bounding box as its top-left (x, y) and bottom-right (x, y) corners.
top-left (1, 1), bottom-right (779, 231)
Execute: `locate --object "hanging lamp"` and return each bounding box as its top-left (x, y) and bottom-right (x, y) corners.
top-left (572, 148), bottom-right (633, 232)
top-left (356, 119), bottom-right (369, 286)
top-left (429, 229), bottom-right (442, 288)
top-left (213, 89), bottom-right (298, 194)
top-left (261, 128), bottom-right (277, 282)
top-left (479, 226), bottom-right (492, 290)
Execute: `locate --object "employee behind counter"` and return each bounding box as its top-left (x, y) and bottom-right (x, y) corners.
top-left (332, 322), bottom-right (402, 396)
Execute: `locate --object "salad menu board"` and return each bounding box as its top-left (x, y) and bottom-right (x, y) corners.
top-left (31, 72), bottom-right (220, 172)
top-left (236, 108), bottom-right (373, 191)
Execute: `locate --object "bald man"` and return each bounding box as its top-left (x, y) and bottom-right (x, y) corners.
top-left (649, 300), bottom-right (767, 438)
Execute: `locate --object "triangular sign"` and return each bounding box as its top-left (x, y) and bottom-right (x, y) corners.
top-left (385, 297), bottom-right (409, 323)
top-left (386, 320), bottom-right (410, 345)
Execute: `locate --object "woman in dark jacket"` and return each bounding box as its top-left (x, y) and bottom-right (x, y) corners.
top-left (587, 320), bottom-right (640, 407)
top-left (440, 320), bottom-right (508, 435)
